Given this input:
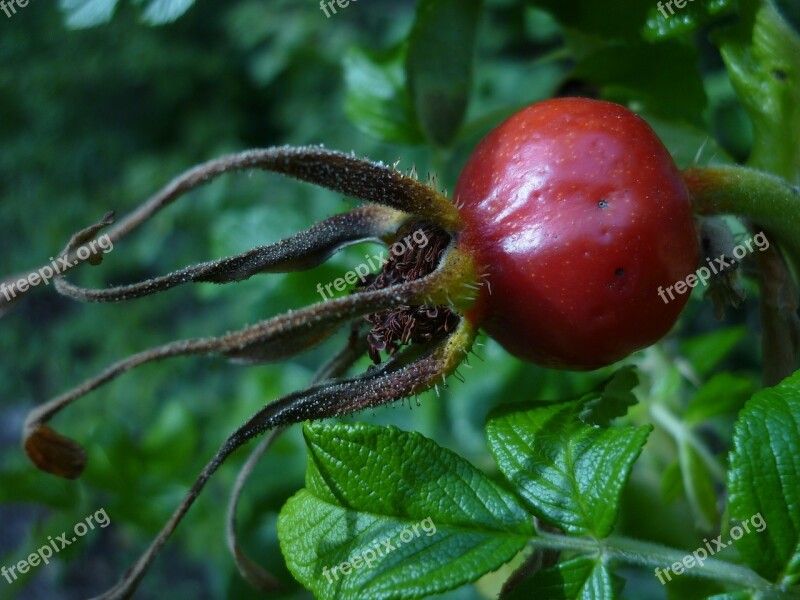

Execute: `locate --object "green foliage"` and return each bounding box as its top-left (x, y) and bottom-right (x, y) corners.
top-left (405, 0), bottom-right (482, 146)
top-left (278, 423), bottom-right (532, 599)
top-left (60, 0), bottom-right (196, 27)
top-left (728, 372), bottom-right (800, 584)
top-left (2, 0), bottom-right (800, 599)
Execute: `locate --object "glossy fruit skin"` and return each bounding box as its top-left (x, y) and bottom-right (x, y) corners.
top-left (454, 98), bottom-right (698, 370)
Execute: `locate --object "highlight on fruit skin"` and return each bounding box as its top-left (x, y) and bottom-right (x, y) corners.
top-left (6, 99), bottom-right (703, 599)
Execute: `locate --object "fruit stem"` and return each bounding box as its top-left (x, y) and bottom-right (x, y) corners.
top-left (683, 166), bottom-right (800, 264)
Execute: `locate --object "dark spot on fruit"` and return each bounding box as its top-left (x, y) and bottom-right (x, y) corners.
top-left (772, 69), bottom-right (787, 81)
top-left (597, 199), bottom-right (609, 209)
top-left (615, 267), bottom-right (624, 276)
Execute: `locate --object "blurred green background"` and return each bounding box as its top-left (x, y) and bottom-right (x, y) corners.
top-left (0, 0), bottom-right (772, 598)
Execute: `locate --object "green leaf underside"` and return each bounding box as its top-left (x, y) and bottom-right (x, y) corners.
top-left (728, 370), bottom-right (800, 584)
top-left (487, 400), bottom-right (652, 538)
top-left (278, 422), bottom-right (533, 600)
top-left (506, 556), bottom-right (617, 600)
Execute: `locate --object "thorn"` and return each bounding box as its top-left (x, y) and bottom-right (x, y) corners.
top-left (434, 383), bottom-right (440, 397)
top-left (452, 370), bottom-right (465, 383)
top-left (441, 373), bottom-right (447, 386)
top-left (475, 342), bottom-right (485, 348)
top-left (472, 350), bottom-right (484, 362)
top-left (464, 354), bottom-right (471, 366)
top-left (486, 280), bottom-right (492, 295)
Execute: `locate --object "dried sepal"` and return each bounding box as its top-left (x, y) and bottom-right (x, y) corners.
top-left (106, 146), bottom-right (461, 245)
top-left (23, 423), bottom-right (88, 479)
top-left (226, 324), bottom-right (369, 592)
top-left (55, 205), bottom-right (406, 303)
top-left (24, 245), bottom-right (466, 478)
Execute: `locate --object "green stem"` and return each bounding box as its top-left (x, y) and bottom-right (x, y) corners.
top-left (650, 403), bottom-right (727, 485)
top-left (683, 165), bottom-right (800, 264)
top-left (531, 530), bottom-right (785, 594)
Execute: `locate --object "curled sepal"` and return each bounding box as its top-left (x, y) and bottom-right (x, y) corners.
top-left (105, 146), bottom-right (461, 246)
top-left (90, 319), bottom-right (476, 600)
top-left (226, 325), bottom-right (369, 592)
top-left (23, 246), bottom-right (468, 478)
top-left (55, 206), bottom-right (406, 303)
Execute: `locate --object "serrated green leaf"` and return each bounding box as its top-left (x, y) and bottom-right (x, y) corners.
top-left (684, 373), bottom-right (757, 424)
top-left (505, 556), bottom-right (617, 600)
top-left (405, 0), bottom-right (482, 146)
top-left (487, 401), bottom-right (652, 538)
top-left (59, 0), bottom-right (119, 28)
top-left (681, 326), bottom-right (747, 377)
top-left (278, 422), bottom-right (533, 600)
top-left (343, 46), bottom-right (425, 146)
top-left (579, 366), bottom-right (639, 427)
top-left (643, 0), bottom-right (735, 41)
top-left (728, 370), bottom-right (800, 584)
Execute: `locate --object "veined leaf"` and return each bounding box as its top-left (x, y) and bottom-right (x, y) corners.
top-left (278, 422), bottom-right (533, 600)
top-left (487, 401), bottom-right (651, 538)
top-left (727, 370), bottom-right (800, 584)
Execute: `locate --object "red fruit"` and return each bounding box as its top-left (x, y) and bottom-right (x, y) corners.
top-left (454, 98), bottom-right (698, 370)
